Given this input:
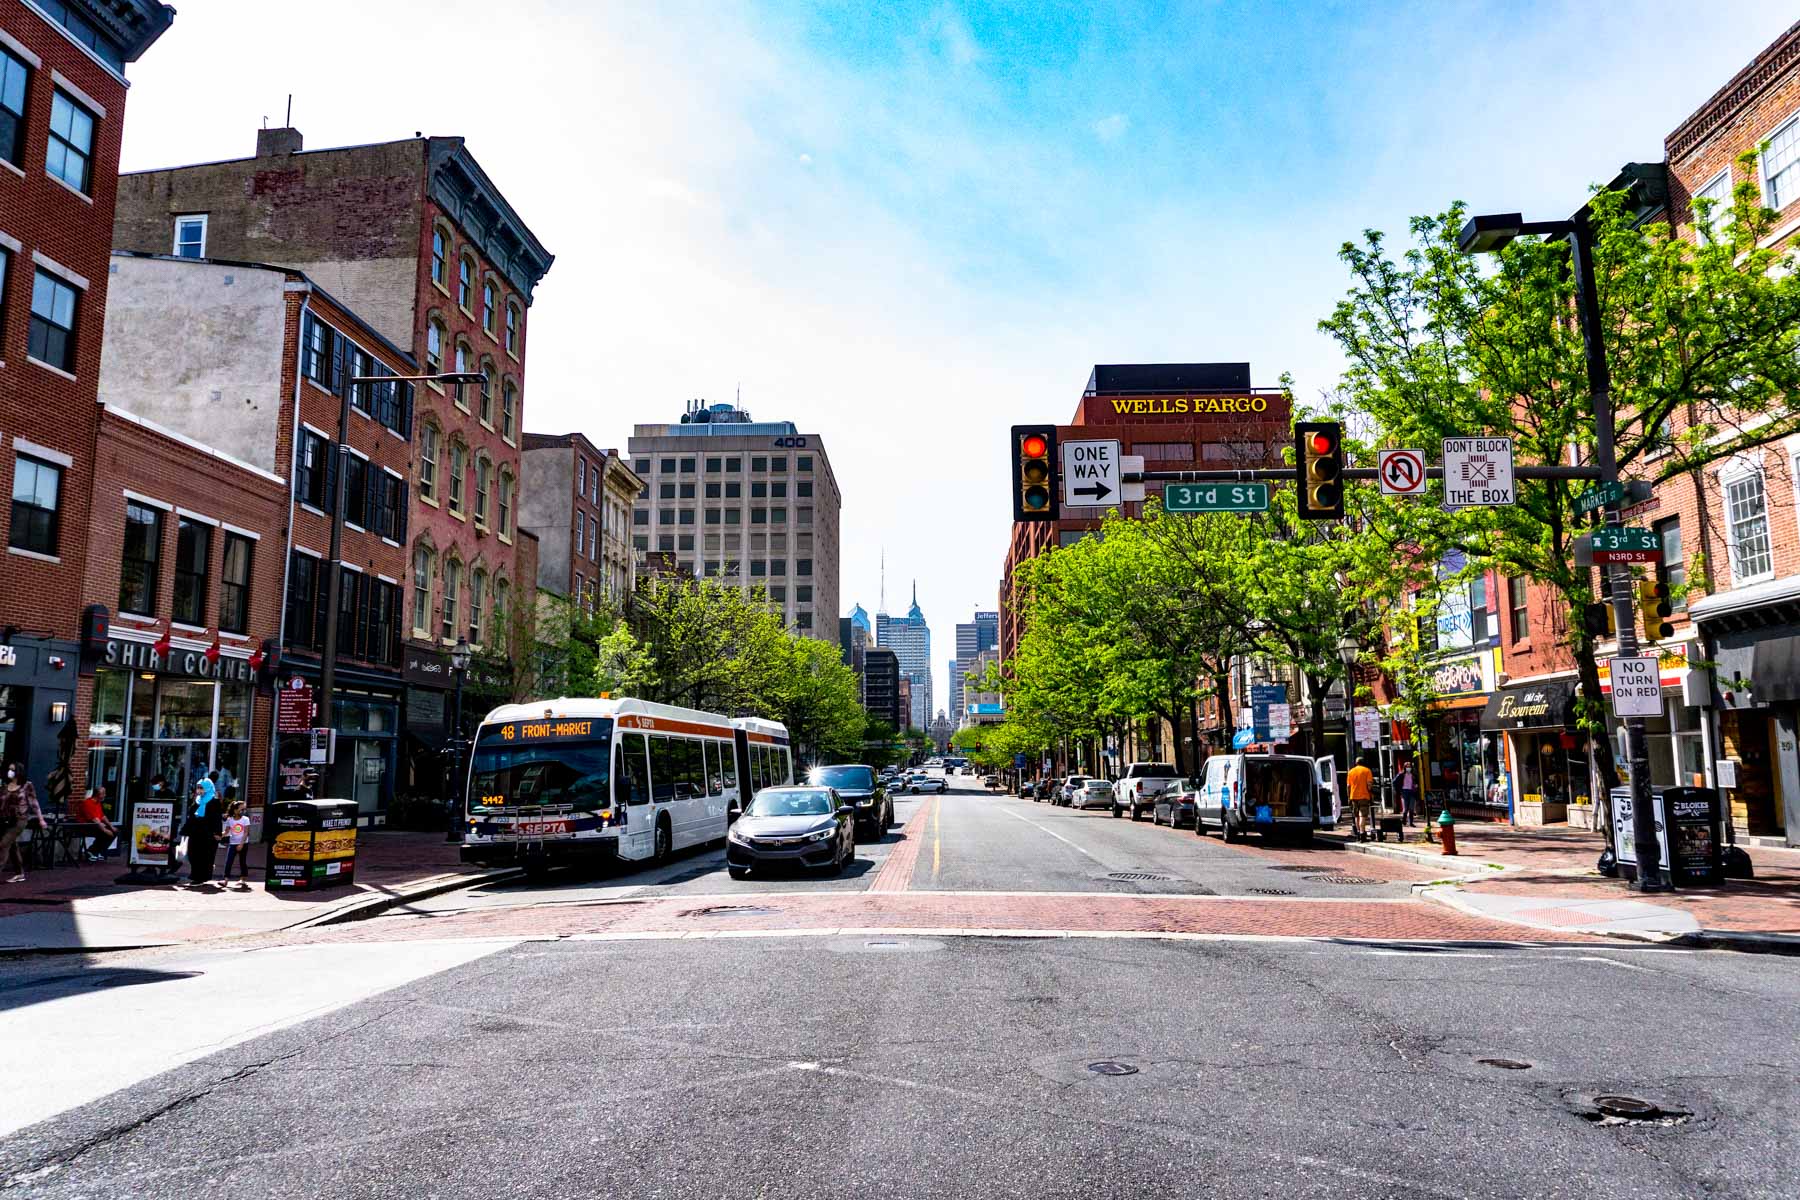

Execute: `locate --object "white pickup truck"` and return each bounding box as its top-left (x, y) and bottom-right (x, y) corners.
top-left (1112, 762), bottom-right (1183, 820)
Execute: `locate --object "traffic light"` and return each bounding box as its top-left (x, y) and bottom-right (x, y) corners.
top-left (1638, 578), bottom-right (1674, 642)
top-left (1011, 425), bottom-right (1059, 522)
top-left (1295, 421), bottom-right (1345, 520)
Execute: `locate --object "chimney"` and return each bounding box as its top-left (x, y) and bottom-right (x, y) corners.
top-left (256, 126), bottom-right (303, 158)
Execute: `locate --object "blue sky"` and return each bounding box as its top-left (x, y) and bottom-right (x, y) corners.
top-left (120, 1), bottom-right (1797, 712)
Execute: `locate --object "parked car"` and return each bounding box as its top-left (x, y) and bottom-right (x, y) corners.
top-left (905, 773), bottom-right (948, 795)
top-left (1151, 778), bottom-right (1201, 829)
top-left (1057, 775), bottom-right (1090, 806)
top-left (1194, 753), bottom-right (1322, 844)
top-left (807, 764), bottom-right (891, 838)
top-left (1073, 778), bottom-right (1116, 811)
top-left (725, 786), bottom-right (855, 878)
top-left (1031, 778), bottom-right (1055, 802)
top-left (1113, 761), bottom-right (1183, 820)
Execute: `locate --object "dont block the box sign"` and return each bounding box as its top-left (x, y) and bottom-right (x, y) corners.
top-left (1442, 438), bottom-right (1515, 508)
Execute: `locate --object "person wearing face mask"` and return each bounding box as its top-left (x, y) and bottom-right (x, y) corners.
top-left (1, 763), bottom-right (46, 883)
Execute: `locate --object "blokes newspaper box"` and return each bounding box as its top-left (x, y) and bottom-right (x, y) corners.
top-left (265, 798), bottom-right (358, 890)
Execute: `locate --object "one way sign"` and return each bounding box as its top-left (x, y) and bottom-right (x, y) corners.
top-left (1062, 439), bottom-right (1121, 508)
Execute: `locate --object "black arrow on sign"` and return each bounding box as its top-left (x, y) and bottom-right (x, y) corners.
top-left (1073, 482), bottom-right (1113, 502)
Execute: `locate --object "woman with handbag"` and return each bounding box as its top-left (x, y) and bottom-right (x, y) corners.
top-left (1, 762), bottom-right (47, 883)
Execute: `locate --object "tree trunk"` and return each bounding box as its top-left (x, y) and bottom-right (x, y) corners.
top-left (1310, 679), bottom-right (1327, 763)
top-left (1216, 673), bottom-right (1235, 744)
top-left (1169, 700), bottom-right (1187, 775)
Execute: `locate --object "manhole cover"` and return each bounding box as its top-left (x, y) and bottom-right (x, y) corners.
top-left (1087, 1061), bottom-right (1139, 1076)
top-left (1305, 875), bottom-right (1384, 886)
top-left (1248, 887), bottom-right (1297, 896)
top-left (1478, 1058), bottom-right (1533, 1071)
top-left (1595, 1095), bottom-right (1661, 1119)
top-left (686, 905), bottom-right (778, 918)
top-left (1106, 872), bottom-right (1175, 882)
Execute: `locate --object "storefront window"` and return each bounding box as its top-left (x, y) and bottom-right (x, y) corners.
top-left (90, 669), bottom-right (126, 737)
top-left (156, 680), bottom-right (216, 738)
top-left (216, 683), bottom-right (252, 740)
top-left (129, 676), bottom-right (157, 739)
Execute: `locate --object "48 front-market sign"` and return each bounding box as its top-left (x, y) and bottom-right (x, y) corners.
top-left (104, 638), bottom-right (254, 683)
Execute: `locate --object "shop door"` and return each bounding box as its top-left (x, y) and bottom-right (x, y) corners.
top-left (1729, 712), bottom-right (1781, 836)
top-left (0, 686), bottom-right (25, 775)
top-left (352, 739), bottom-right (386, 816)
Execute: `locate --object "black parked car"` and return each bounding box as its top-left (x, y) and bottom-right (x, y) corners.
top-left (1151, 779), bottom-right (1200, 830)
top-left (726, 786), bottom-right (855, 879)
top-left (807, 764), bottom-right (891, 837)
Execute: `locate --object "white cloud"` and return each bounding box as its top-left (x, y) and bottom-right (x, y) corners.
top-left (1092, 113), bottom-right (1130, 142)
top-left (797, 152), bottom-right (814, 167)
top-left (930, 6), bottom-right (982, 68)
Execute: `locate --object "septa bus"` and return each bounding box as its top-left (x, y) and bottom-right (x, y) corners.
top-left (460, 697), bottom-right (793, 873)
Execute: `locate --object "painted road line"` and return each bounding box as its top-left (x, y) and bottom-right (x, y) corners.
top-left (1003, 808), bottom-right (1115, 867)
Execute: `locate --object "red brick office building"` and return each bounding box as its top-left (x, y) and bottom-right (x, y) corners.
top-left (110, 128), bottom-right (554, 777)
top-left (0, 0), bottom-right (172, 794)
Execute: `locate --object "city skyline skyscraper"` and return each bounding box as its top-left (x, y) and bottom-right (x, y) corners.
top-left (877, 582), bottom-right (933, 731)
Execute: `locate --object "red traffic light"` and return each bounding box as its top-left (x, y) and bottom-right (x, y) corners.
top-left (1021, 434), bottom-right (1048, 459)
top-left (1309, 431), bottom-right (1334, 455)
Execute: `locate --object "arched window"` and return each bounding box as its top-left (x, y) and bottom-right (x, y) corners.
top-left (440, 557), bottom-right (461, 643)
top-left (411, 543), bottom-right (434, 634)
top-left (447, 440), bottom-right (467, 516)
top-left (426, 317), bottom-right (445, 374)
top-left (458, 255), bottom-right (475, 311)
top-left (482, 279), bottom-right (496, 335)
top-left (505, 301), bottom-right (521, 356)
top-left (470, 569), bottom-right (487, 646)
top-left (494, 577), bottom-right (511, 646)
top-left (453, 341), bottom-right (473, 409)
top-left (418, 422), bottom-right (440, 502)
top-left (497, 470), bottom-right (513, 538)
top-left (479, 359), bottom-right (497, 426)
top-left (501, 379), bottom-right (518, 442)
top-left (474, 455), bottom-right (491, 526)
top-left (431, 228), bottom-right (447, 288)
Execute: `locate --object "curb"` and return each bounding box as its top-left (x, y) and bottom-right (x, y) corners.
top-left (1317, 833), bottom-right (1501, 881)
top-left (1413, 881), bottom-right (1800, 956)
top-left (289, 866), bottom-right (526, 929)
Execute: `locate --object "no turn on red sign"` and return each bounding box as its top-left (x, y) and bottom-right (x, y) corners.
top-left (1377, 449), bottom-right (1426, 496)
top-left (1609, 655), bottom-right (1663, 717)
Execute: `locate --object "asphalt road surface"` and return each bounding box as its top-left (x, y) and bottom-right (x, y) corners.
top-left (3, 770), bottom-right (1796, 1198)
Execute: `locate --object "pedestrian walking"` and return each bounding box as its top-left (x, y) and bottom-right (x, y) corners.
top-left (1398, 762), bottom-right (1418, 827)
top-left (1345, 755), bottom-right (1375, 842)
top-left (221, 801), bottom-right (252, 887)
top-left (1, 763), bottom-right (47, 882)
top-left (182, 777), bottom-right (220, 885)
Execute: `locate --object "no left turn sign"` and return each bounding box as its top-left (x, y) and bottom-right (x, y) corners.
top-left (1378, 449), bottom-right (1426, 496)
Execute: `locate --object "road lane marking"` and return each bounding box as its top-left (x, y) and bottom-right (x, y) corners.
top-left (933, 795), bottom-right (942, 878)
top-left (1003, 808), bottom-right (1113, 866)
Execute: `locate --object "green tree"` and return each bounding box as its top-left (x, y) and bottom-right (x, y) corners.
top-left (1319, 174), bottom-right (1800, 795)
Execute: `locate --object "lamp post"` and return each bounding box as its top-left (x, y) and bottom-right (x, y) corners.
top-left (447, 630), bottom-right (472, 835)
top-left (1456, 212), bottom-right (1665, 891)
top-left (314, 368), bottom-right (485, 750)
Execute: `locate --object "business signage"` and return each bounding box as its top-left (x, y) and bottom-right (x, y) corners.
top-left (103, 637), bottom-right (252, 682)
top-left (403, 646), bottom-right (508, 692)
top-left (127, 800), bottom-right (177, 867)
top-left (1430, 655), bottom-right (1486, 696)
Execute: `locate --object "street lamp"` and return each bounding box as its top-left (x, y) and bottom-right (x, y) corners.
top-left (1457, 210), bottom-right (1665, 891)
top-left (315, 370), bottom-right (488, 740)
top-left (446, 631), bottom-right (472, 840)
top-left (1336, 634), bottom-right (1359, 770)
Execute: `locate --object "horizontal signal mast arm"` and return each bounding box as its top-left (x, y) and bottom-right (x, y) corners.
top-left (1128, 465), bottom-right (1603, 483)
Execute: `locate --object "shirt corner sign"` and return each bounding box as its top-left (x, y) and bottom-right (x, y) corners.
top-left (1441, 437), bottom-right (1515, 509)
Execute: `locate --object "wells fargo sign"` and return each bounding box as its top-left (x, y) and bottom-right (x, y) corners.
top-left (1101, 396), bottom-right (1272, 416)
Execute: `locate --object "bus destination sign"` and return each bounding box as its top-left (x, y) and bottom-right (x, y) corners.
top-left (479, 719), bottom-right (600, 745)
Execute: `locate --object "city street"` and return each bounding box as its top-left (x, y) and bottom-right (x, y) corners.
top-left (4, 771), bottom-right (1797, 1199)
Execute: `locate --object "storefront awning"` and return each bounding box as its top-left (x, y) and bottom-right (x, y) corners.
top-left (1426, 693), bottom-right (1489, 712)
top-left (1481, 680), bottom-right (1576, 730)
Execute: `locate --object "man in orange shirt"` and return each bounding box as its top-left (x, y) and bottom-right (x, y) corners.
top-left (70, 786), bottom-right (117, 861)
top-left (1345, 757), bottom-right (1375, 841)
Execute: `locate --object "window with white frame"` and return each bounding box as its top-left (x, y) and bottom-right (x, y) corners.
top-left (418, 424), bottom-right (439, 502)
top-left (441, 559), bottom-right (460, 643)
top-left (1763, 114), bottom-right (1800, 211)
top-left (1691, 169), bottom-right (1731, 243)
top-left (1724, 467), bottom-right (1773, 582)
top-left (411, 545), bottom-right (432, 634)
top-left (174, 215), bottom-right (207, 258)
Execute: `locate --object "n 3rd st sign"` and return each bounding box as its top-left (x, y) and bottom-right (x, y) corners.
top-left (1163, 482), bottom-right (1269, 512)
top-left (1588, 526), bottom-right (1662, 564)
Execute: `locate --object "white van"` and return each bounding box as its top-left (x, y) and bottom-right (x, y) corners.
top-left (1195, 753), bottom-right (1336, 844)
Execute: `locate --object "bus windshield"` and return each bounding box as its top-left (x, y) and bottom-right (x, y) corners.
top-left (469, 720), bottom-right (613, 811)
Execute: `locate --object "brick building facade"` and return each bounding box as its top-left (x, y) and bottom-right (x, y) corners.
top-left (0, 0), bottom-right (171, 795)
top-left (519, 432), bottom-right (644, 608)
top-left (110, 128), bottom-right (553, 795)
top-left (96, 253), bottom-right (417, 821)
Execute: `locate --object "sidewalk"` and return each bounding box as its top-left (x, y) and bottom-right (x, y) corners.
top-left (1320, 821), bottom-right (1800, 951)
top-left (0, 830), bottom-right (504, 954)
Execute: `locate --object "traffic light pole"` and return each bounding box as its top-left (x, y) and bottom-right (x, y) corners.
top-left (1570, 216), bottom-right (1665, 892)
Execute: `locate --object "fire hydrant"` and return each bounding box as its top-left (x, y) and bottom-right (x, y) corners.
top-left (1438, 808), bottom-right (1458, 856)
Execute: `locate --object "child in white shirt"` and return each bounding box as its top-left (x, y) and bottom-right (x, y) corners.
top-left (221, 801), bottom-right (252, 886)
